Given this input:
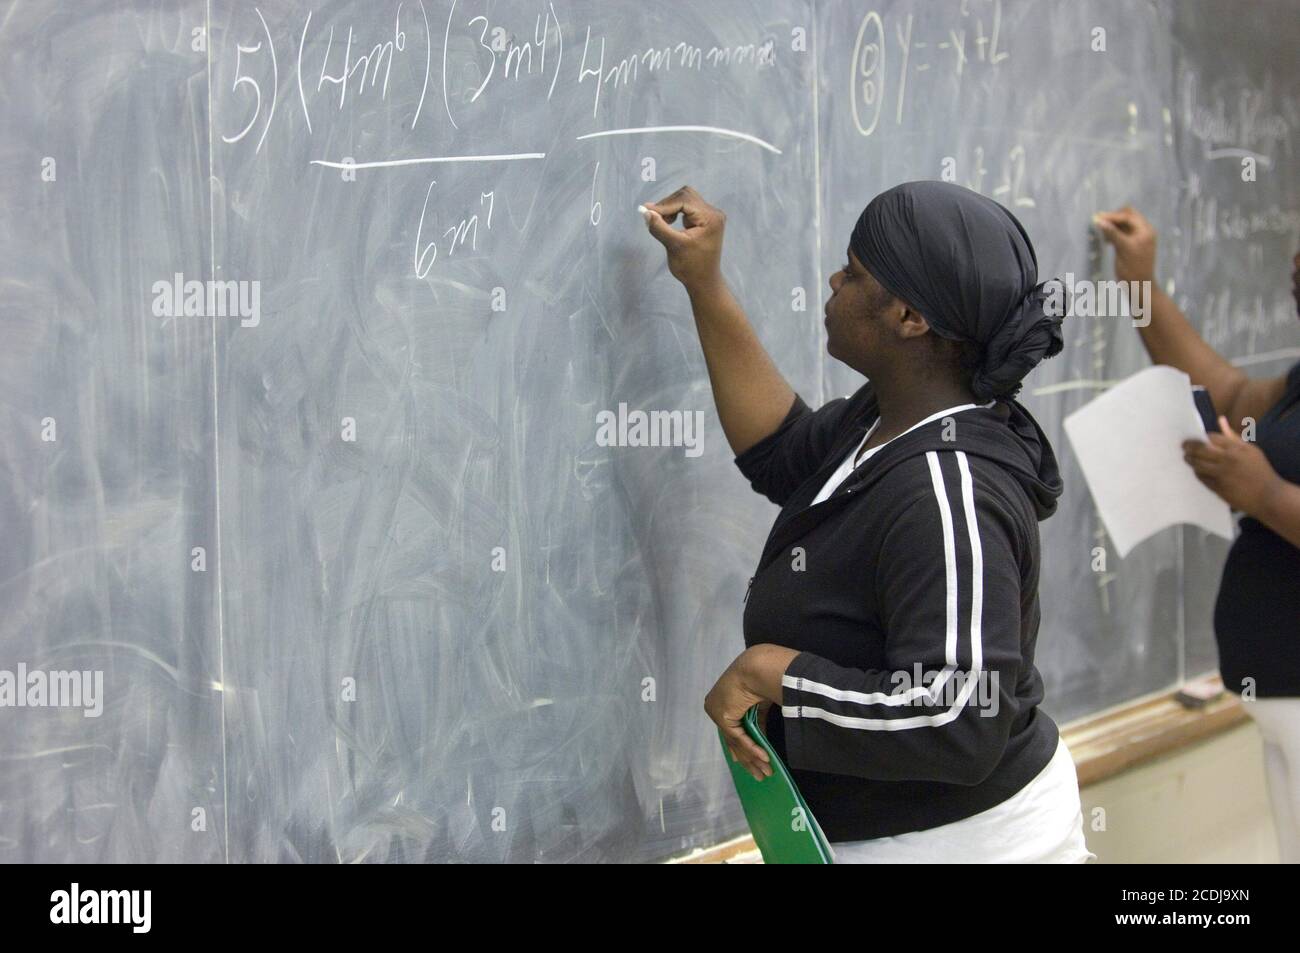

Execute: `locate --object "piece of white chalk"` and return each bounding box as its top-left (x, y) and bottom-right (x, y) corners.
top-left (637, 204), bottom-right (651, 222)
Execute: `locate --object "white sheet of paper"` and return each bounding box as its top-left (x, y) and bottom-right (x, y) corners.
top-left (1064, 366), bottom-right (1235, 558)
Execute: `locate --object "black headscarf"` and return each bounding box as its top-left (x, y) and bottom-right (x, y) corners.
top-left (849, 180), bottom-right (1064, 401)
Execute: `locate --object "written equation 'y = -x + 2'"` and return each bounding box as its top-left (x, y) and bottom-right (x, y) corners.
top-left (309, 123), bottom-right (784, 171)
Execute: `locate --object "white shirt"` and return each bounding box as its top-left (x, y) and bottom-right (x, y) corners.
top-left (829, 737), bottom-right (1095, 863)
top-left (810, 401), bottom-right (993, 506)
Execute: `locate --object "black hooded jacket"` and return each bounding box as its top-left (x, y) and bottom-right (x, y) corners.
top-left (736, 383), bottom-right (1064, 842)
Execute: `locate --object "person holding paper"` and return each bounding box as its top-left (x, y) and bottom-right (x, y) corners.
top-left (643, 181), bottom-right (1092, 863)
top-left (1098, 207), bottom-right (1300, 863)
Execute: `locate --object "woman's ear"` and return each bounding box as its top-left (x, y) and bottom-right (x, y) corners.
top-left (896, 305), bottom-right (933, 340)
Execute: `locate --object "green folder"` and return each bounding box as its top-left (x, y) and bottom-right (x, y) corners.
top-left (719, 704), bottom-right (835, 863)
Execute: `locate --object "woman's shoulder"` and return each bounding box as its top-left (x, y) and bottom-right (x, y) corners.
top-left (867, 449), bottom-right (1036, 549)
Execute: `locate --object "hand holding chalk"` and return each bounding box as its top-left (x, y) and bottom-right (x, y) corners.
top-left (1093, 205), bottom-right (1157, 284)
top-left (639, 186), bottom-right (727, 292)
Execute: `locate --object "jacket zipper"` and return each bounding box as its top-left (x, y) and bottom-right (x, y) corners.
top-left (743, 575), bottom-right (754, 604)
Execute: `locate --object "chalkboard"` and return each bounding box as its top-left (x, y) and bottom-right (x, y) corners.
top-left (1, 0), bottom-right (1295, 863)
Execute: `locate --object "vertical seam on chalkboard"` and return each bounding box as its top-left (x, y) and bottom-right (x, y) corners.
top-left (205, 0), bottom-right (230, 866)
top-left (809, 4), bottom-right (825, 407)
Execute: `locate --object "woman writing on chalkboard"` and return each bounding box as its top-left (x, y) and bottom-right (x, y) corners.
top-left (643, 181), bottom-right (1092, 862)
top-left (1098, 208), bottom-right (1300, 863)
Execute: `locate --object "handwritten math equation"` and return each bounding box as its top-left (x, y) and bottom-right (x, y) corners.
top-left (215, 1), bottom-right (1039, 280)
top-left (850, 0), bottom-right (1009, 137)
top-left (217, 1), bottom-right (787, 277)
top-left (220, 1), bottom-right (570, 152)
top-left (849, 1), bottom-right (1034, 208)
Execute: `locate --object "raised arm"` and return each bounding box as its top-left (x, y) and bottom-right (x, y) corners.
top-left (642, 186), bottom-right (795, 455)
top-left (1094, 207), bottom-right (1287, 430)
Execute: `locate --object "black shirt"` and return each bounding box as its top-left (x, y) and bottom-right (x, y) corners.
top-left (734, 384), bottom-right (1062, 841)
top-left (1215, 360), bottom-right (1300, 697)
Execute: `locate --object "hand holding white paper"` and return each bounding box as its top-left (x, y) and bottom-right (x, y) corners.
top-left (1064, 366), bottom-right (1235, 557)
